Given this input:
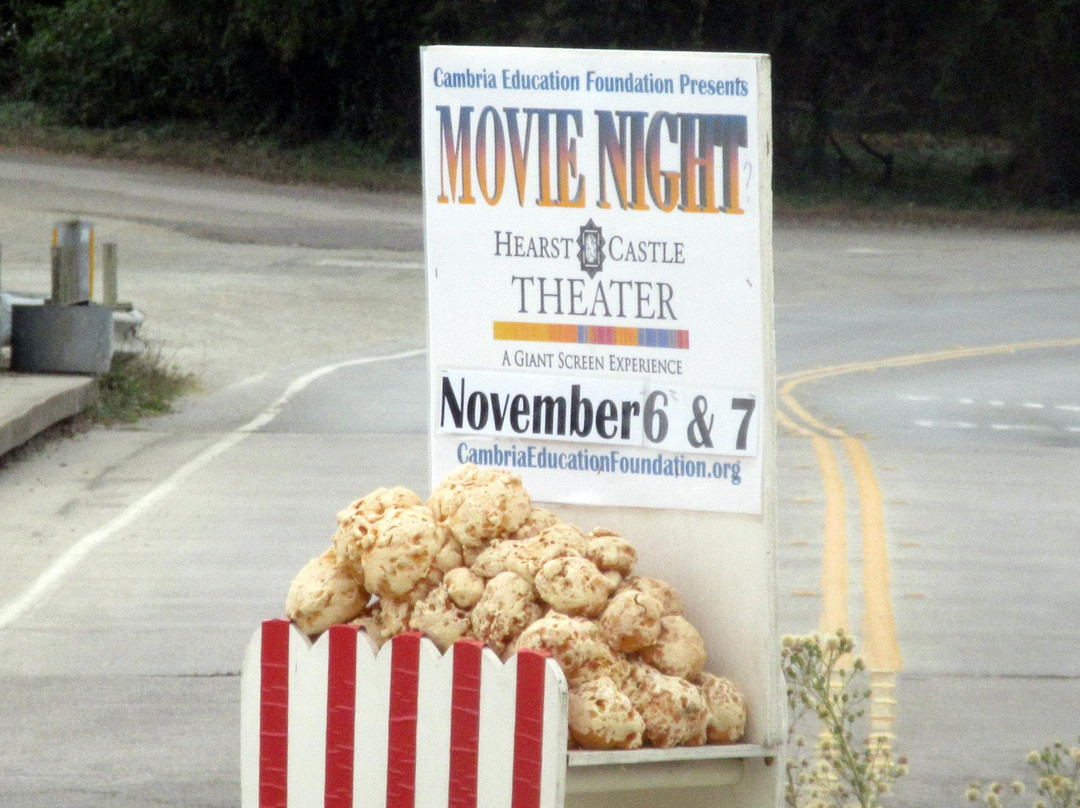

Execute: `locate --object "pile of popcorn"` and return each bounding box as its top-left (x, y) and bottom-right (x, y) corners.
top-left (285, 464), bottom-right (746, 750)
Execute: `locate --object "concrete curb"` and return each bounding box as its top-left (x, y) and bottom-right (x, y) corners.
top-left (0, 373), bottom-right (98, 458)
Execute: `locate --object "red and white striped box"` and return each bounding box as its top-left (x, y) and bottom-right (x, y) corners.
top-left (241, 620), bottom-right (569, 808)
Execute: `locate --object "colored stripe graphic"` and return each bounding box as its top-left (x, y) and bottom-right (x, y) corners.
top-left (494, 321), bottom-right (689, 349)
top-left (448, 641), bottom-right (484, 808)
top-left (386, 633), bottom-right (422, 808)
top-left (325, 625), bottom-right (359, 808)
top-left (259, 620), bottom-right (291, 808)
top-left (511, 651), bottom-right (548, 808)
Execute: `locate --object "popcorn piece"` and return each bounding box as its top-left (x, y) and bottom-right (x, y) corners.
top-left (470, 540), bottom-right (515, 578)
top-left (373, 596), bottom-right (413, 642)
top-left (333, 487), bottom-right (423, 575)
top-left (470, 571), bottom-right (543, 656)
top-left (443, 567), bottom-right (485, 610)
top-left (348, 614), bottom-right (384, 647)
top-left (361, 505), bottom-right (441, 599)
top-left (473, 523), bottom-right (586, 580)
top-left (460, 543), bottom-right (484, 567)
top-left (511, 508), bottom-right (562, 540)
top-left (423, 561), bottom-right (446, 591)
top-left (626, 662), bottom-right (709, 748)
top-left (638, 615), bottom-right (707, 680)
top-left (286, 548), bottom-right (368, 636)
top-left (409, 586), bottom-right (472, 651)
top-left (428, 465), bottom-right (531, 548)
top-left (620, 575), bottom-right (685, 616)
top-left (586, 528), bottom-right (638, 576)
top-left (696, 672), bottom-right (747, 744)
top-left (602, 570), bottom-right (623, 590)
top-left (533, 555), bottom-right (613, 617)
top-left (597, 654), bottom-right (632, 692)
top-left (336, 486), bottom-right (424, 533)
top-left (599, 589), bottom-right (663, 653)
top-left (534, 522), bottom-right (589, 556)
top-left (432, 527), bottom-right (465, 573)
top-left (511, 612), bottom-right (623, 688)
top-left (568, 677), bottom-right (645, 750)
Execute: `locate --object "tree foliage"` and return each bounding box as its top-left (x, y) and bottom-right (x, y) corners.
top-left (5, 0), bottom-right (1079, 204)
top-left (938, 0), bottom-right (1080, 205)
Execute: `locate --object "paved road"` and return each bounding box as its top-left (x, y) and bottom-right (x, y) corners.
top-left (0, 151), bottom-right (1078, 807)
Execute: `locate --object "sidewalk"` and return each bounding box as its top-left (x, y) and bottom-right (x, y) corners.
top-left (0, 365), bottom-right (97, 457)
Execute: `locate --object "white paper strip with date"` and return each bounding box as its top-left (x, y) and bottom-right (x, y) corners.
top-left (422, 45), bottom-right (772, 514)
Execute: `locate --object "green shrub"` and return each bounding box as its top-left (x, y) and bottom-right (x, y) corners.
top-left (18, 0), bottom-right (222, 127)
top-left (91, 350), bottom-right (196, 425)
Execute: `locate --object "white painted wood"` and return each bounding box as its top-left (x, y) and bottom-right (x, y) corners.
top-left (289, 629), bottom-right (326, 808)
top-left (415, 636), bottom-right (453, 808)
top-left (566, 758), bottom-right (744, 793)
top-left (239, 625), bottom-right (264, 808)
top-left (352, 630), bottom-right (383, 808)
top-left (476, 648), bottom-right (519, 808)
top-left (568, 744), bottom-right (772, 766)
top-left (540, 655), bottom-right (570, 808)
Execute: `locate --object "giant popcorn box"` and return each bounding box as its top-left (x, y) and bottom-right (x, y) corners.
top-left (241, 617), bottom-right (778, 808)
top-left (241, 622), bottom-right (566, 808)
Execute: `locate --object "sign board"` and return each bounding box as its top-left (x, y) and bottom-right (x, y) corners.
top-left (241, 45), bottom-right (782, 808)
top-left (422, 45), bottom-right (771, 514)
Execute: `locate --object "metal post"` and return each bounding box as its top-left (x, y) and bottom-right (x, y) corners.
top-left (103, 243), bottom-right (118, 307)
top-left (50, 246), bottom-right (60, 303)
top-left (60, 245), bottom-right (80, 305)
top-left (52, 219), bottom-right (93, 303)
top-left (51, 244), bottom-right (80, 305)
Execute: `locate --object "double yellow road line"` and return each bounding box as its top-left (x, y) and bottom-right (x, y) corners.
top-left (777, 337), bottom-right (1080, 750)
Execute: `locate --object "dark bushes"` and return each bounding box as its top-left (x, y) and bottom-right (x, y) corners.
top-left (7, 0), bottom-right (1080, 205)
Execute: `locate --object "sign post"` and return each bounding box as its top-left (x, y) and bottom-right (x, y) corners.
top-left (422, 45), bottom-right (782, 808)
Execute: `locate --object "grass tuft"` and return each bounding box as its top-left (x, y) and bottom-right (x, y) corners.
top-left (89, 350), bottom-right (197, 425)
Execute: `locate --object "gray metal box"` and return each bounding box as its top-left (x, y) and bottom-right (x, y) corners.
top-left (11, 302), bottom-right (113, 375)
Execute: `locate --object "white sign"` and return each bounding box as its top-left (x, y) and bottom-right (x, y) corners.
top-left (422, 45), bottom-right (770, 513)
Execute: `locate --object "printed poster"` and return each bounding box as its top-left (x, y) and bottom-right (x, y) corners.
top-left (422, 45), bottom-right (771, 513)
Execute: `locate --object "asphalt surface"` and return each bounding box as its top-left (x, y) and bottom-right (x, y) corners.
top-left (0, 150), bottom-right (1078, 808)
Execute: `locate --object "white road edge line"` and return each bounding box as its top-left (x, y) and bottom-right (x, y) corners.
top-left (0, 347), bottom-right (427, 631)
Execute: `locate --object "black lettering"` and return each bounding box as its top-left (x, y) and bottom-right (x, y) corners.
top-left (596, 399), bottom-right (618, 438)
top-left (466, 391), bottom-right (489, 429)
top-left (570, 384), bottom-right (593, 437)
top-left (441, 376), bottom-right (465, 427)
top-left (510, 394), bottom-right (530, 433)
top-left (533, 394), bottom-right (567, 435)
